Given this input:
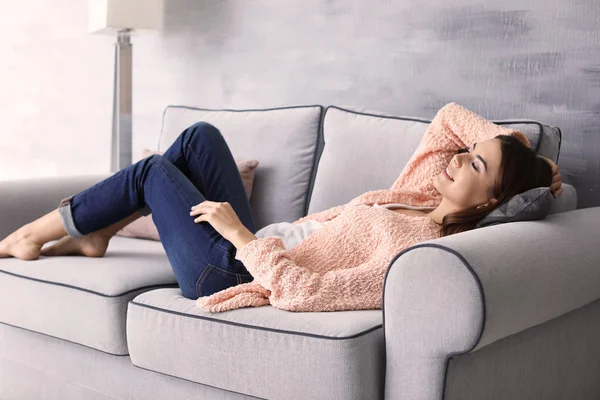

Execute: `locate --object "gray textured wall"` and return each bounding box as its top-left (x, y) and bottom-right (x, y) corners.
top-left (1, 0), bottom-right (599, 208)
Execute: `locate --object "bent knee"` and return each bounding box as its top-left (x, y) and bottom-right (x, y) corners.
top-left (144, 153), bottom-right (166, 164)
top-left (187, 122), bottom-right (224, 146)
top-left (189, 121), bottom-right (220, 136)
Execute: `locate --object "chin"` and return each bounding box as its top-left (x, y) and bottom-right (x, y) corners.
top-left (432, 175), bottom-right (446, 195)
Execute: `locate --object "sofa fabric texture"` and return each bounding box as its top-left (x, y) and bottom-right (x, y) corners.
top-left (127, 288), bottom-right (384, 400)
top-left (0, 238), bottom-right (177, 354)
top-left (0, 322), bottom-right (252, 400)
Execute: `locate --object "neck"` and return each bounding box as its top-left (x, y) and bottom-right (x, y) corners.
top-left (428, 201), bottom-right (453, 225)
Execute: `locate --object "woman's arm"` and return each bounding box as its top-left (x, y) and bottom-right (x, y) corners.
top-left (538, 155), bottom-right (563, 198)
top-left (388, 102), bottom-right (530, 193)
top-left (436, 102), bottom-right (530, 149)
top-left (230, 227), bottom-right (257, 249)
top-left (235, 236), bottom-right (385, 312)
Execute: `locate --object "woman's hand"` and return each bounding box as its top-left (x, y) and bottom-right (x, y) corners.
top-left (538, 155), bottom-right (563, 198)
top-left (190, 201), bottom-right (247, 243)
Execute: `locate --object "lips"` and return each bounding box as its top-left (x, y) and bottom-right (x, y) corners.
top-left (443, 167), bottom-right (454, 181)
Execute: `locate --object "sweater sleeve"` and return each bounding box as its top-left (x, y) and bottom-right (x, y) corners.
top-left (235, 236), bottom-right (385, 312)
top-left (389, 102), bottom-right (531, 193)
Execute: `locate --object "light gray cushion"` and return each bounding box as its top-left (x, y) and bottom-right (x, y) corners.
top-left (159, 105), bottom-right (323, 230)
top-left (0, 237), bottom-right (177, 355)
top-left (0, 322), bottom-right (250, 400)
top-left (308, 106), bottom-right (563, 216)
top-left (476, 187), bottom-right (554, 228)
top-left (127, 288), bottom-right (384, 400)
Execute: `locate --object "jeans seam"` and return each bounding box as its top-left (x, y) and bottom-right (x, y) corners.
top-left (153, 160), bottom-right (229, 254)
top-left (195, 263), bottom-right (214, 298)
top-left (186, 142), bottom-right (208, 196)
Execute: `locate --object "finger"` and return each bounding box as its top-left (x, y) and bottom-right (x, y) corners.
top-left (194, 215), bottom-right (207, 224)
top-left (551, 186), bottom-right (563, 198)
top-left (191, 200), bottom-right (215, 210)
top-left (191, 204), bottom-right (217, 216)
top-left (190, 205), bottom-right (207, 216)
top-left (191, 202), bottom-right (202, 209)
top-left (191, 201), bottom-right (218, 212)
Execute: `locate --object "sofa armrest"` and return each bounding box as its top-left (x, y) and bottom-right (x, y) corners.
top-left (0, 174), bottom-right (111, 239)
top-left (383, 206), bottom-right (600, 400)
top-left (549, 182), bottom-right (577, 214)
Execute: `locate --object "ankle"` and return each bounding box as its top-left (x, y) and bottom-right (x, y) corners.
top-left (86, 231), bottom-right (113, 246)
top-left (18, 224), bottom-right (40, 243)
top-left (93, 231), bottom-right (114, 242)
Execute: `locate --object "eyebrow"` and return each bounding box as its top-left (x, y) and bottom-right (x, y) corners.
top-left (473, 143), bottom-right (488, 173)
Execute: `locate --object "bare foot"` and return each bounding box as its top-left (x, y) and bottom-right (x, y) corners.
top-left (40, 233), bottom-right (110, 258)
top-left (0, 227), bottom-right (43, 261)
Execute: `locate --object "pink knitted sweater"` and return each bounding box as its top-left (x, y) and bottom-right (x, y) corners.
top-left (195, 102), bottom-right (530, 313)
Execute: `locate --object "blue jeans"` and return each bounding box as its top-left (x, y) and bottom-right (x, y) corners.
top-left (57, 122), bottom-right (256, 300)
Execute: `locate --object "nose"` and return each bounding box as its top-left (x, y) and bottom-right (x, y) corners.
top-left (453, 155), bottom-right (461, 169)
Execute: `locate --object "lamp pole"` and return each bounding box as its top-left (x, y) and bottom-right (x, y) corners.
top-left (111, 28), bottom-right (133, 173)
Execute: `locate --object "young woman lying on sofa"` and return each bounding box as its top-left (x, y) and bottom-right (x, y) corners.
top-left (0, 102), bottom-right (563, 313)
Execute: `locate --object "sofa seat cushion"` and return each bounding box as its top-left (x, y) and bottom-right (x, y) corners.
top-left (127, 288), bottom-right (385, 400)
top-left (0, 237), bottom-right (178, 355)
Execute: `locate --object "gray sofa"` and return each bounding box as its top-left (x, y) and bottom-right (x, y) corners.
top-left (0, 104), bottom-right (595, 400)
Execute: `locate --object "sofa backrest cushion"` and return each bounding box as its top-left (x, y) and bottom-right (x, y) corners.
top-left (159, 105), bottom-right (323, 230)
top-left (308, 106), bottom-right (562, 216)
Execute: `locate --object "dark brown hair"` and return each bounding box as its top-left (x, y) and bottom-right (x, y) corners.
top-left (439, 134), bottom-right (553, 237)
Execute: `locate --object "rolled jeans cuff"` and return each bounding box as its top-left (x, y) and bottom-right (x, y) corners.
top-left (58, 196), bottom-right (85, 238)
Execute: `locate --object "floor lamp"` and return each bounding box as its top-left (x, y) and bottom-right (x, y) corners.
top-left (88, 0), bottom-right (164, 173)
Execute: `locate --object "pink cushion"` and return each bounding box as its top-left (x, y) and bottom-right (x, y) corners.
top-left (115, 149), bottom-right (259, 241)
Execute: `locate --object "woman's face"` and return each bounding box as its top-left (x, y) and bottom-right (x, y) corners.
top-left (433, 138), bottom-right (503, 210)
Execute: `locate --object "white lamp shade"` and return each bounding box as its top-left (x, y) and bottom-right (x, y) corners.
top-left (89, 0), bottom-right (164, 34)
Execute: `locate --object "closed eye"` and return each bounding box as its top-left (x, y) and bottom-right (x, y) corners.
top-left (470, 143), bottom-right (488, 173)
top-left (468, 148), bottom-right (479, 172)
